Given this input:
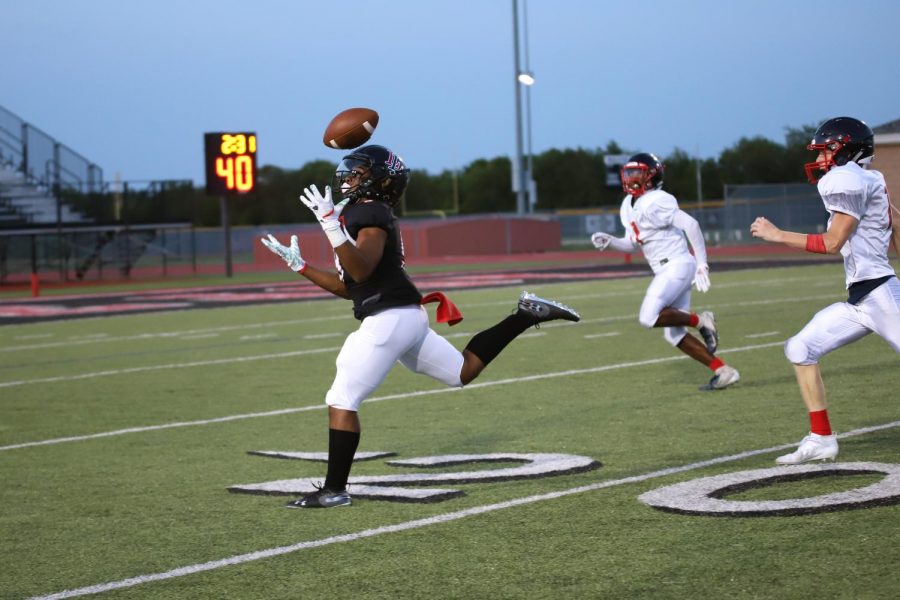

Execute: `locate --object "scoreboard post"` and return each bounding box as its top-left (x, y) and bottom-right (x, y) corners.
top-left (204, 132), bottom-right (257, 277)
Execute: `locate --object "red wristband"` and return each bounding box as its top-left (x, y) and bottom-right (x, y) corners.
top-left (805, 234), bottom-right (827, 254)
top-left (298, 263), bottom-right (308, 275)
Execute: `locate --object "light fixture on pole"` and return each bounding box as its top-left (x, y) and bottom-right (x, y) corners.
top-left (520, 70), bottom-right (535, 213)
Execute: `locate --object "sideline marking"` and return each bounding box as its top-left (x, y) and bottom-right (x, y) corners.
top-left (30, 420), bottom-right (900, 600)
top-left (1, 341), bottom-right (782, 452)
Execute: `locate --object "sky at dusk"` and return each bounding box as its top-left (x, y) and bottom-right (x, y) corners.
top-left (3, 0), bottom-right (898, 185)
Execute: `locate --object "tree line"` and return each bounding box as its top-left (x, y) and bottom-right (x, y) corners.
top-left (67, 124), bottom-right (818, 227)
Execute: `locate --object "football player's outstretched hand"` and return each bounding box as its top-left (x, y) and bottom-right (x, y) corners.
top-left (261, 234), bottom-right (306, 272)
top-left (591, 232), bottom-right (612, 251)
top-left (693, 263), bottom-right (711, 293)
top-left (299, 185), bottom-right (349, 248)
top-left (750, 216), bottom-right (781, 242)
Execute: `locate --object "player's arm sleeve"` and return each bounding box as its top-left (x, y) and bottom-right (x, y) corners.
top-left (672, 210), bottom-right (707, 265)
top-left (607, 236), bottom-right (640, 253)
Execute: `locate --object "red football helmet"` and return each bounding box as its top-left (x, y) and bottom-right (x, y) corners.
top-left (620, 153), bottom-right (664, 198)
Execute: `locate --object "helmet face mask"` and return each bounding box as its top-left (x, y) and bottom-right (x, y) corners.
top-left (804, 116), bottom-right (874, 184)
top-left (620, 152), bottom-right (664, 198)
top-left (333, 145), bottom-right (410, 206)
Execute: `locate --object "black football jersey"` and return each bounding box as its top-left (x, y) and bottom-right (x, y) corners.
top-left (339, 200), bottom-right (422, 320)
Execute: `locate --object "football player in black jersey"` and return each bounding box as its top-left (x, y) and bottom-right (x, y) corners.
top-left (262, 145), bottom-right (580, 508)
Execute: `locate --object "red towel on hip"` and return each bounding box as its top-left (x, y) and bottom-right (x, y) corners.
top-left (420, 291), bottom-right (464, 326)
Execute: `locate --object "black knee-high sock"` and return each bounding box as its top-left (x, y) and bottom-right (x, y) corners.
top-left (464, 312), bottom-right (535, 366)
top-left (324, 428), bottom-right (360, 491)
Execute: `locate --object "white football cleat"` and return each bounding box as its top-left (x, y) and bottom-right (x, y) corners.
top-left (699, 365), bottom-right (740, 391)
top-left (697, 311), bottom-right (718, 354)
top-left (775, 433), bottom-right (838, 465)
top-left (516, 291), bottom-right (581, 324)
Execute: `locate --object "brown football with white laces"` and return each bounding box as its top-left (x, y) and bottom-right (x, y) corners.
top-left (322, 107), bottom-right (379, 150)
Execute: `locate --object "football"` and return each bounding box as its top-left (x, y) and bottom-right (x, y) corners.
top-left (323, 107), bottom-right (379, 150)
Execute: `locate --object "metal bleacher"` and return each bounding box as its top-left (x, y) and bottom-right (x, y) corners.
top-left (0, 105), bottom-right (195, 284)
top-left (0, 164), bottom-right (90, 224)
top-left (0, 104), bottom-right (100, 225)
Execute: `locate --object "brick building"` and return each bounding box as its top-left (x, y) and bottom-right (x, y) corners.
top-left (872, 118), bottom-right (900, 250)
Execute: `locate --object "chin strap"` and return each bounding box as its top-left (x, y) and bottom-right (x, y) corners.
top-left (421, 291), bottom-right (464, 326)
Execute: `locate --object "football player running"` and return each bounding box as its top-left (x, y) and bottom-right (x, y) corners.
top-left (751, 116), bottom-right (900, 464)
top-left (261, 144), bottom-right (580, 508)
top-left (590, 152), bottom-right (740, 391)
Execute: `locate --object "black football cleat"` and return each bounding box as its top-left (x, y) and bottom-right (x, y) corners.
top-left (517, 291), bottom-right (581, 325)
top-left (286, 485), bottom-right (351, 509)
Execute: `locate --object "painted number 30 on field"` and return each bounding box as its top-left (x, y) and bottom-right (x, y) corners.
top-left (228, 451), bottom-right (900, 516)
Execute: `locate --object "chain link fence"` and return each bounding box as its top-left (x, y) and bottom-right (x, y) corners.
top-left (556, 183), bottom-right (826, 246)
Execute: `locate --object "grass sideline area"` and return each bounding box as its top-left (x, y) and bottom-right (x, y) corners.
top-left (1, 263), bottom-right (898, 599)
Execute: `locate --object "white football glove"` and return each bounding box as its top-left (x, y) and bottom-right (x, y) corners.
top-left (591, 232), bottom-right (612, 251)
top-left (299, 184), bottom-right (350, 248)
top-left (693, 263), bottom-right (711, 293)
top-left (261, 234), bottom-right (306, 272)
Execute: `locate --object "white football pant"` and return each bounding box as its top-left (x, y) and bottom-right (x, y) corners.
top-left (326, 305), bottom-right (465, 411)
top-left (784, 276), bottom-right (900, 364)
top-left (638, 258), bottom-right (696, 347)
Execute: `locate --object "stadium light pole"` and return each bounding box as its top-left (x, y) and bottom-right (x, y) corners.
top-left (512, 0), bottom-right (527, 215)
top-left (519, 72), bottom-right (535, 213)
top-left (520, 0), bottom-right (535, 213)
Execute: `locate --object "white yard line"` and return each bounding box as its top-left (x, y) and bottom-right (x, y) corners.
top-left (13, 333), bottom-right (54, 340)
top-left (0, 347), bottom-right (340, 391)
top-left (0, 276), bottom-right (836, 354)
top-left (1, 341), bottom-right (782, 452)
top-left (746, 331), bottom-right (780, 339)
top-left (517, 293), bottom-right (840, 329)
top-left (4, 291), bottom-right (819, 388)
top-left (238, 334), bottom-right (278, 341)
top-left (0, 316), bottom-right (353, 353)
top-left (30, 419), bottom-right (900, 600)
top-left (584, 332), bottom-right (621, 339)
top-left (178, 333), bottom-right (220, 341)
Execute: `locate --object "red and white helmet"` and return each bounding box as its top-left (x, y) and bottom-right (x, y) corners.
top-left (620, 152), bottom-right (664, 198)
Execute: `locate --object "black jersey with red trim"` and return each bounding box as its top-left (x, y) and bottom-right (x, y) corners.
top-left (339, 199), bottom-right (422, 320)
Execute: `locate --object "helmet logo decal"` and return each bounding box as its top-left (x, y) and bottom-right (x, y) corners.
top-left (384, 152), bottom-right (403, 175)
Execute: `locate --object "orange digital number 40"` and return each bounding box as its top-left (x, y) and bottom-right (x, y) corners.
top-left (215, 155), bottom-right (254, 192)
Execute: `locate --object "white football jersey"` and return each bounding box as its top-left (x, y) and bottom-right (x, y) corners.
top-left (619, 189), bottom-right (692, 272)
top-left (818, 162), bottom-right (895, 287)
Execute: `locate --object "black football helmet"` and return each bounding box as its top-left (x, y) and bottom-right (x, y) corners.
top-left (333, 144), bottom-right (410, 206)
top-left (804, 116), bottom-right (874, 184)
top-left (620, 152), bottom-right (665, 198)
